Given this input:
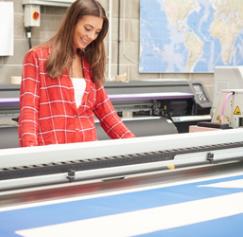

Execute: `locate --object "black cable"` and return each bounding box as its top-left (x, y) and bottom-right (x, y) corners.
top-left (25, 26), bottom-right (32, 49)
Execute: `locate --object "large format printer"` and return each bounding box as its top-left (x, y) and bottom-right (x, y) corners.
top-left (1, 80), bottom-right (243, 237)
top-left (0, 128), bottom-right (243, 236)
top-left (0, 79), bottom-right (211, 149)
top-left (0, 84), bottom-right (20, 149)
top-left (104, 79), bottom-right (211, 132)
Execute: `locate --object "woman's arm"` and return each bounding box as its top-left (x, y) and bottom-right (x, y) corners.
top-left (94, 85), bottom-right (135, 139)
top-left (18, 50), bottom-right (40, 147)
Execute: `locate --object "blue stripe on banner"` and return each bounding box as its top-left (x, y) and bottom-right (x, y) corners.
top-left (139, 214), bottom-right (243, 237)
top-left (0, 174), bottom-right (243, 236)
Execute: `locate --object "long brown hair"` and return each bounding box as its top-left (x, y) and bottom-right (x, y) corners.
top-left (46, 0), bottom-right (109, 84)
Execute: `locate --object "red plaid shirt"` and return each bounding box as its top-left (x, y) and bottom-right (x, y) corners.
top-left (18, 46), bottom-right (134, 147)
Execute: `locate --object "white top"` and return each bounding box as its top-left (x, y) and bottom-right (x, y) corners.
top-left (71, 77), bottom-right (86, 107)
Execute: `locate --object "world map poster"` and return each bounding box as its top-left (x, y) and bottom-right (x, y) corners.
top-left (139, 0), bottom-right (243, 73)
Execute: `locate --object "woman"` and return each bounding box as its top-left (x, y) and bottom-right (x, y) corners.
top-left (18, 0), bottom-right (135, 147)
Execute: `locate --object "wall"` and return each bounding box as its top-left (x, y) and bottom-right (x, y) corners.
top-left (0, 0), bottom-right (214, 100)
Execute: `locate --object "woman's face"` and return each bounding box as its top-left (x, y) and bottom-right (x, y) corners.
top-left (73, 15), bottom-right (103, 50)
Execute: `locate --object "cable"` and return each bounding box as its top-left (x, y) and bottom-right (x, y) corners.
top-left (220, 91), bottom-right (233, 124)
top-left (117, 0), bottom-right (121, 75)
top-left (25, 26), bottom-right (32, 49)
